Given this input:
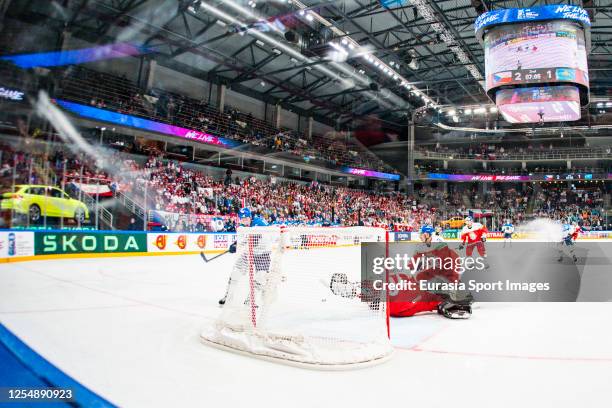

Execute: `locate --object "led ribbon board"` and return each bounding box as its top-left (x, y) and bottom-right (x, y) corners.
top-left (55, 100), bottom-right (241, 149)
top-left (0, 86), bottom-right (25, 101)
top-left (1, 43), bottom-right (150, 68)
top-left (341, 167), bottom-right (401, 181)
top-left (475, 5), bottom-right (591, 36)
top-left (428, 173), bottom-right (531, 182)
top-left (428, 173), bottom-right (610, 182)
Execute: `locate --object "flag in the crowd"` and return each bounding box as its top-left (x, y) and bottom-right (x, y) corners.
top-left (198, 187), bottom-right (214, 199)
top-left (468, 209), bottom-right (494, 218)
top-left (71, 182), bottom-right (113, 197)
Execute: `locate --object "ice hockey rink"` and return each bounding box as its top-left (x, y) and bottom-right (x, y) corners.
top-left (1, 253), bottom-right (612, 408)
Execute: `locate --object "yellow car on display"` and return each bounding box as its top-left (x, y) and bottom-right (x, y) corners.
top-left (441, 216), bottom-right (465, 229)
top-left (1, 185), bottom-right (89, 224)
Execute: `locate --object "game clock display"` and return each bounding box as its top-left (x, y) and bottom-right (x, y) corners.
top-left (484, 20), bottom-right (589, 94)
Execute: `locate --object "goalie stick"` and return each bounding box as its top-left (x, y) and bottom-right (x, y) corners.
top-left (199, 250), bottom-right (232, 305)
top-left (200, 250), bottom-right (230, 263)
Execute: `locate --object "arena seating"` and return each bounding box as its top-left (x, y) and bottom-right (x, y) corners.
top-left (56, 66), bottom-right (390, 172)
top-left (1, 138), bottom-right (609, 232)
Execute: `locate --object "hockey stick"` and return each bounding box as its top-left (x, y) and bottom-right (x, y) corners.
top-left (200, 250), bottom-right (230, 263)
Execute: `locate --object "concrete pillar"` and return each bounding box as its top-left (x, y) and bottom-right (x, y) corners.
top-left (483, 161), bottom-right (487, 170)
top-left (522, 161), bottom-right (527, 170)
top-left (0, 0), bottom-right (11, 32)
top-left (217, 84), bottom-right (226, 113)
top-left (145, 59), bottom-right (156, 91)
top-left (443, 160), bottom-right (448, 170)
top-left (274, 104), bottom-right (282, 129)
top-left (307, 116), bottom-right (313, 139)
top-left (566, 160), bottom-right (572, 170)
top-left (61, 30), bottom-right (72, 51)
top-left (406, 117), bottom-right (416, 194)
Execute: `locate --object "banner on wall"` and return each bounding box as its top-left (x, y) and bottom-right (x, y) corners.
top-left (580, 230), bottom-right (611, 240)
top-left (35, 231), bottom-right (147, 255)
top-left (394, 232), bottom-right (412, 242)
top-left (0, 231), bottom-right (35, 258)
top-left (443, 229), bottom-right (460, 239)
top-left (147, 232), bottom-right (237, 253)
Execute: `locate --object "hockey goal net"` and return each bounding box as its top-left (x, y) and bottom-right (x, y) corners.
top-left (201, 226), bottom-right (392, 369)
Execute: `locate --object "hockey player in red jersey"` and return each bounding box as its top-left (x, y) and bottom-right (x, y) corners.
top-left (388, 228), bottom-right (473, 319)
top-left (557, 220), bottom-right (581, 263)
top-left (459, 216), bottom-right (489, 267)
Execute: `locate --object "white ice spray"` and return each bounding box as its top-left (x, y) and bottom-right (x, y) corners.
top-left (516, 217), bottom-right (564, 242)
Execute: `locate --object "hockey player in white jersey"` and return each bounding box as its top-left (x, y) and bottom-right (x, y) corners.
top-left (431, 224), bottom-right (445, 243)
top-left (501, 219), bottom-right (515, 247)
top-left (219, 208), bottom-right (271, 306)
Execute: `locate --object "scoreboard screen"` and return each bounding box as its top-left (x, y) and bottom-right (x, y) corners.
top-left (496, 86), bottom-right (581, 123)
top-left (484, 20), bottom-right (588, 93)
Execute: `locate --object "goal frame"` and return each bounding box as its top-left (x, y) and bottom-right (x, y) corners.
top-left (200, 226), bottom-right (393, 370)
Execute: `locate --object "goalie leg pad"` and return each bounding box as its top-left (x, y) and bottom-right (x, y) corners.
top-left (330, 273), bottom-right (358, 298)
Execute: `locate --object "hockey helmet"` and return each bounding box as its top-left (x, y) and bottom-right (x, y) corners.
top-left (238, 207), bottom-right (252, 219)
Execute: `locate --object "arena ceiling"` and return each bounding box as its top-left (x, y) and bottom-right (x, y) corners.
top-left (3, 0), bottom-right (612, 129)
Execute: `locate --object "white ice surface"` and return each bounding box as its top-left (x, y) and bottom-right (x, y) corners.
top-left (1, 255), bottom-right (611, 408)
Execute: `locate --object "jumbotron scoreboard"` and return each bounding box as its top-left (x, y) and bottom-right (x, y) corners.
top-left (475, 5), bottom-right (591, 124)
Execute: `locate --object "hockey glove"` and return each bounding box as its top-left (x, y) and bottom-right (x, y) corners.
top-left (229, 242), bottom-right (237, 253)
top-left (481, 236), bottom-right (487, 242)
top-left (458, 243), bottom-right (465, 251)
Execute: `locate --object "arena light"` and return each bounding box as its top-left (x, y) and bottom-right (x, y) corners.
top-left (406, 0), bottom-right (482, 80)
top-left (464, 108), bottom-right (473, 115)
top-left (287, 0), bottom-right (435, 111)
top-left (596, 102), bottom-right (603, 108)
top-left (474, 107), bottom-right (486, 114)
top-left (606, 102), bottom-right (612, 108)
top-left (448, 109), bottom-right (456, 116)
top-left (490, 106), bottom-right (498, 113)
top-left (329, 42), bottom-right (348, 55)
